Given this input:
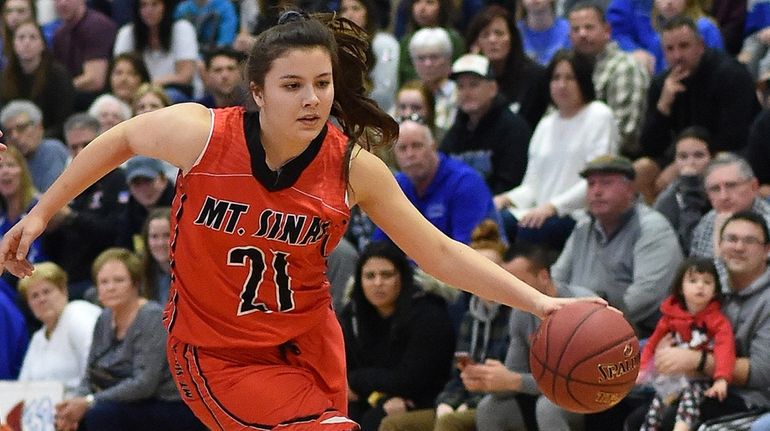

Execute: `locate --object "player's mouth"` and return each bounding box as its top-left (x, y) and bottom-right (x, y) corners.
top-left (298, 115), bottom-right (320, 126)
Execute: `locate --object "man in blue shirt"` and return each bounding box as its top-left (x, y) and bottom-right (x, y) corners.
top-left (372, 116), bottom-right (499, 245)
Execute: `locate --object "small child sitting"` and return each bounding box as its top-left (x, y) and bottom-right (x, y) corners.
top-left (637, 257), bottom-right (736, 431)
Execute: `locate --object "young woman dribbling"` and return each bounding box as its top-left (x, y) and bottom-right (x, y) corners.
top-left (0, 10), bottom-right (605, 430)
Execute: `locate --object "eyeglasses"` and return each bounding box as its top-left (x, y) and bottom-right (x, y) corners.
top-left (4, 120), bottom-right (36, 135)
top-left (396, 113), bottom-right (426, 125)
top-left (721, 234), bottom-right (766, 246)
top-left (705, 179), bottom-right (750, 194)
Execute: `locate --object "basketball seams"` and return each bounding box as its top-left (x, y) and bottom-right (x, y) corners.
top-left (549, 306), bottom-right (602, 410)
top-left (566, 332), bottom-right (637, 381)
top-left (529, 304), bottom-right (640, 414)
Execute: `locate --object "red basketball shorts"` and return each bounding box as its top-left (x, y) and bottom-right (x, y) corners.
top-left (166, 308), bottom-right (359, 430)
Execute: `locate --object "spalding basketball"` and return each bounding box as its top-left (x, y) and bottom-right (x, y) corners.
top-left (530, 302), bottom-right (640, 413)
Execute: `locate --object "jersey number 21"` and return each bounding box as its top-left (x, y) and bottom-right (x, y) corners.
top-left (228, 246), bottom-right (295, 314)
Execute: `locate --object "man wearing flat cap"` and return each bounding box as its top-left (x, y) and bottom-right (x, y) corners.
top-left (551, 155), bottom-right (683, 337)
top-left (440, 54), bottom-right (532, 195)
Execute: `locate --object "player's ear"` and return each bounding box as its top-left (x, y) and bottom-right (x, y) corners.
top-left (250, 82), bottom-right (264, 108)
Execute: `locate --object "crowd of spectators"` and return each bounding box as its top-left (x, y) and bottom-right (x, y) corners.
top-left (1, 0), bottom-right (770, 429)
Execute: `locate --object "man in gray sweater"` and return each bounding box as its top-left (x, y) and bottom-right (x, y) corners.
top-left (551, 155), bottom-right (683, 337)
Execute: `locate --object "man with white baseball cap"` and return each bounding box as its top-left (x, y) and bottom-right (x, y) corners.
top-left (440, 54), bottom-right (532, 195)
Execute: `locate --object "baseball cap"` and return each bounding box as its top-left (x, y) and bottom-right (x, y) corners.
top-left (579, 155), bottom-right (636, 180)
top-left (449, 54), bottom-right (495, 80)
top-left (126, 156), bottom-right (164, 183)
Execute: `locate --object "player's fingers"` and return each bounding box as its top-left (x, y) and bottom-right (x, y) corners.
top-left (14, 228), bottom-right (36, 261)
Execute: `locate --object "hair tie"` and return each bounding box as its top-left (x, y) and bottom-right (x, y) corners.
top-left (278, 10), bottom-right (309, 25)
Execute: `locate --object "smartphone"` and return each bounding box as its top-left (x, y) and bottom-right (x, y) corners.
top-left (454, 352), bottom-right (475, 369)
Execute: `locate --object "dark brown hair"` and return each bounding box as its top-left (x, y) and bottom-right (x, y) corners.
top-left (1, 20), bottom-right (50, 101)
top-left (246, 11), bottom-right (398, 179)
top-left (670, 257), bottom-right (722, 308)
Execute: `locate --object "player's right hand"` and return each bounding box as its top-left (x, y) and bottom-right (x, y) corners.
top-left (0, 214), bottom-right (46, 277)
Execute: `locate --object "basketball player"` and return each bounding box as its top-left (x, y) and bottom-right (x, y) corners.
top-left (0, 11), bottom-right (605, 431)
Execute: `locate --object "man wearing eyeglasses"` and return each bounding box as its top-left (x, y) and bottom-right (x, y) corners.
top-left (0, 100), bottom-right (68, 192)
top-left (690, 153), bottom-right (770, 260)
top-left (624, 211), bottom-right (770, 429)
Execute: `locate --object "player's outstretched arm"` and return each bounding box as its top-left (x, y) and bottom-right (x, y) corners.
top-left (348, 148), bottom-right (606, 319)
top-left (0, 103), bottom-right (212, 276)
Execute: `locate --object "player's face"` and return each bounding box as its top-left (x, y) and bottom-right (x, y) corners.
top-left (475, 17), bottom-right (511, 63)
top-left (704, 164), bottom-right (757, 213)
top-left (361, 257), bottom-right (402, 317)
top-left (674, 137), bottom-right (710, 176)
top-left (96, 260), bottom-right (140, 310)
top-left (25, 280), bottom-right (68, 328)
top-left (569, 8), bottom-right (610, 57)
top-left (253, 47), bottom-right (334, 147)
top-left (661, 25), bottom-right (704, 74)
top-left (586, 173), bottom-right (636, 221)
top-left (148, 217), bottom-right (171, 266)
top-left (719, 220), bottom-right (770, 278)
top-left (680, 268), bottom-right (717, 313)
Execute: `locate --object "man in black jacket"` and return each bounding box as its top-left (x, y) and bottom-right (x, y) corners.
top-left (636, 16), bottom-right (760, 201)
top-left (44, 114), bottom-right (129, 299)
top-left (439, 54), bottom-right (532, 195)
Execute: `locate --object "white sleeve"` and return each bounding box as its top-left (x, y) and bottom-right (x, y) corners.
top-left (113, 24), bottom-right (135, 56)
top-left (171, 20), bottom-right (201, 61)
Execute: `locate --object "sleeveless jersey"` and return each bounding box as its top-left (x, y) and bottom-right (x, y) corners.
top-left (164, 107), bottom-right (350, 349)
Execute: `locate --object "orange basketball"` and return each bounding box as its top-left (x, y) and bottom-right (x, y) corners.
top-left (529, 302), bottom-right (640, 413)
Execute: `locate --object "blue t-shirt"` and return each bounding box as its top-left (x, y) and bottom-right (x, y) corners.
top-left (372, 153), bottom-right (499, 245)
top-left (174, 0), bottom-right (237, 48)
top-left (518, 18), bottom-right (572, 66)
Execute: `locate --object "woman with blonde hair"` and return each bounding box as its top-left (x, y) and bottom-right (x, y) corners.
top-left (17, 261), bottom-right (101, 395)
top-left (54, 248), bottom-right (202, 431)
top-left (0, 145), bottom-right (45, 264)
top-left (131, 83), bottom-right (171, 116)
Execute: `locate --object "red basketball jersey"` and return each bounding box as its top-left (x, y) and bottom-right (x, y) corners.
top-left (164, 107), bottom-right (350, 349)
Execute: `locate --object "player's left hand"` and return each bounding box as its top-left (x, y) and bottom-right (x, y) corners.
top-left (535, 296), bottom-right (609, 320)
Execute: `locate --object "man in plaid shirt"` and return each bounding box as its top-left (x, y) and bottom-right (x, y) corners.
top-left (568, 2), bottom-right (650, 158)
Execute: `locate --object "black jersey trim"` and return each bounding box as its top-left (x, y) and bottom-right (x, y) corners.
top-left (244, 111), bottom-right (326, 191)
